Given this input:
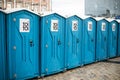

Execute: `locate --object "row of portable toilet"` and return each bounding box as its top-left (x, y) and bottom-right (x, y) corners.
top-left (96, 18), bottom-right (118, 61)
top-left (0, 9), bottom-right (120, 80)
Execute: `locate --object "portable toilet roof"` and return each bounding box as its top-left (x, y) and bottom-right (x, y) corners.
top-left (106, 18), bottom-right (115, 22)
top-left (0, 8), bottom-right (39, 16)
top-left (95, 17), bottom-right (110, 23)
top-left (116, 19), bottom-right (120, 23)
top-left (52, 12), bottom-right (78, 18)
top-left (80, 15), bottom-right (92, 20)
top-left (39, 11), bottom-right (55, 17)
top-left (39, 12), bottom-right (66, 19)
top-left (94, 17), bottom-right (104, 21)
top-left (83, 16), bottom-right (97, 21)
top-left (66, 15), bottom-right (83, 19)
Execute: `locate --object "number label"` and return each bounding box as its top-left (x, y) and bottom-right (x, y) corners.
top-left (112, 23), bottom-right (116, 31)
top-left (72, 21), bottom-right (78, 31)
top-left (101, 22), bottom-right (106, 31)
top-left (88, 21), bottom-right (92, 31)
top-left (20, 19), bottom-right (30, 32)
top-left (51, 20), bottom-right (58, 32)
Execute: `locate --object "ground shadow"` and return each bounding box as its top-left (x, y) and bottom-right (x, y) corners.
top-left (103, 60), bottom-right (120, 64)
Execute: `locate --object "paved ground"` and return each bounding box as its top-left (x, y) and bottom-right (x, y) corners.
top-left (35, 57), bottom-right (120, 80)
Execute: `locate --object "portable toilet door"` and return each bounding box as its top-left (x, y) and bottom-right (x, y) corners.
top-left (6, 10), bottom-right (39, 80)
top-left (83, 17), bottom-right (96, 65)
top-left (108, 20), bottom-right (118, 58)
top-left (65, 15), bottom-right (82, 69)
top-left (40, 13), bottom-right (65, 76)
top-left (0, 11), bottom-right (6, 80)
top-left (96, 19), bottom-right (109, 61)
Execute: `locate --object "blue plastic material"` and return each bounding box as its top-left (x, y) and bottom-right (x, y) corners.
top-left (82, 17), bottom-right (96, 64)
top-left (118, 23), bottom-right (120, 56)
top-left (65, 15), bottom-right (83, 69)
top-left (108, 20), bottom-right (118, 58)
top-left (96, 19), bottom-right (109, 61)
top-left (40, 13), bottom-right (65, 76)
top-left (0, 10), bottom-right (39, 80)
top-left (0, 11), bottom-right (6, 80)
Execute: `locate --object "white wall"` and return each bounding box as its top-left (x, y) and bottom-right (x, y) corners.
top-left (52, 0), bottom-right (85, 16)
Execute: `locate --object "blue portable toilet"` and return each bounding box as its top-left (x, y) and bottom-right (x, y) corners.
top-left (65, 15), bottom-right (83, 69)
top-left (0, 9), bottom-right (39, 80)
top-left (0, 11), bottom-right (6, 80)
top-left (82, 17), bottom-right (96, 65)
top-left (96, 19), bottom-right (109, 61)
top-left (40, 13), bottom-right (65, 76)
top-left (108, 19), bottom-right (118, 58)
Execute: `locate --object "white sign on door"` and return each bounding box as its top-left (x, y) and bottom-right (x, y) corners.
top-left (88, 21), bottom-right (92, 31)
top-left (51, 20), bottom-right (58, 32)
top-left (101, 22), bottom-right (106, 31)
top-left (72, 20), bottom-right (78, 31)
top-left (20, 19), bottom-right (30, 32)
top-left (112, 23), bottom-right (116, 31)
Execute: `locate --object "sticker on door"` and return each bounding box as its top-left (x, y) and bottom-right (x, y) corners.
top-left (101, 22), bottom-right (106, 31)
top-left (20, 19), bottom-right (30, 32)
top-left (51, 20), bottom-right (58, 32)
top-left (88, 21), bottom-right (92, 31)
top-left (112, 23), bottom-right (116, 31)
top-left (72, 20), bottom-right (78, 31)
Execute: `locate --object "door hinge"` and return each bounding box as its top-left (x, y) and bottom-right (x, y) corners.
top-left (46, 20), bottom-right (48, 24)
top-left (68, 42), bottom-right (70, 46)
top-left (68, 64), bottom-right (69, 67)
top-left (14, 73), bottom-right (17, 78)
top-left (13, 18), bottom-right (16, 22)
top-left (45, 44), bottom-right (48, 48)
top-left (46, 68), bottom-right (48, 72)
top-left (13, 46), bottom-right (16, 50)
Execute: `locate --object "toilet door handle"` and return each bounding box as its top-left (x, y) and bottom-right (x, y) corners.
top-left (30, 40), bottom-right (34, 47)
top-left (91, 39), bottom-right (94, 42)
top-left (58, 40), bottom-right (61, 45)
top-left (76, 39), bottom-right (79, 43)
top-left (104, 37), bottom-right (106, 41)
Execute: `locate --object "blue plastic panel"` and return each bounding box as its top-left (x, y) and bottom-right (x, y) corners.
top-left (118, 23), bottom-right (120, 56)
top-left (96, 19), bottom-right (109, 61)
top-left (7, 10), bottom-right (39, 80)
top-left (0, 11), bottom-right (6, 80)
top-left (65, 15), bottom-right (83, 69)
top-left (82, 17), bottom-right (96, 64)
top-left (108, 20), bottom-right (118, 58)
top-left (40, 13), bottom-right (65, 76)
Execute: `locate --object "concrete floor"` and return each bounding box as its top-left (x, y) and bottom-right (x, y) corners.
top-left (35, 57), bottom-right (120, 80)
